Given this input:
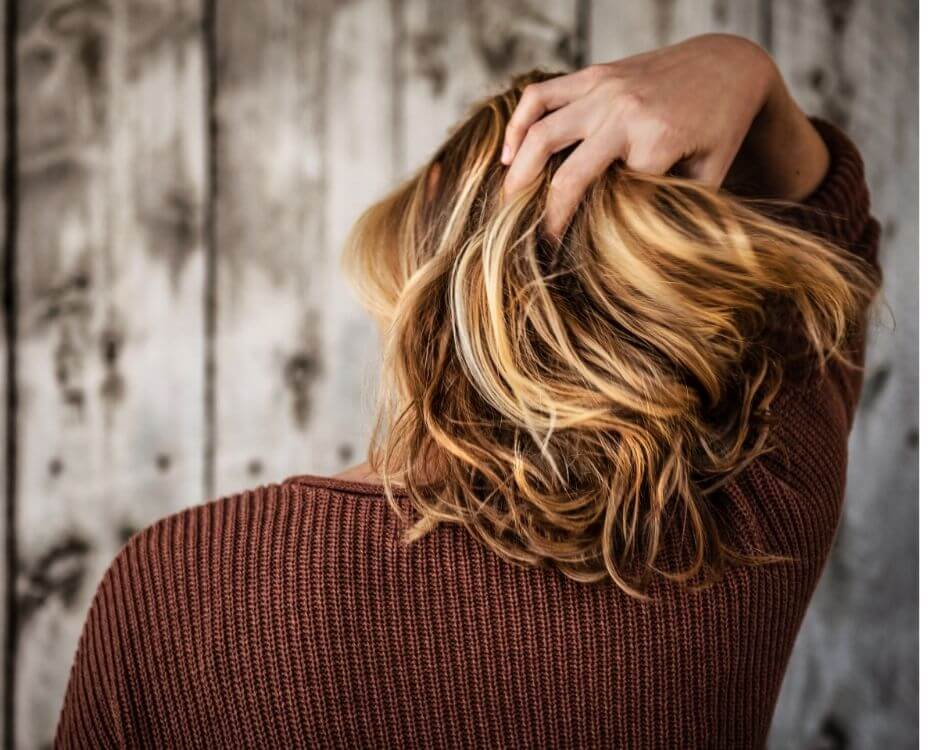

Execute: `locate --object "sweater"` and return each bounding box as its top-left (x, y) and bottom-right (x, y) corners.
top-left (54, 119), bottom-right (881, 749)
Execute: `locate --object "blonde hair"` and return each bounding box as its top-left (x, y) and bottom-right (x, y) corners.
top-left (342, 71), bottom-right (879, 597)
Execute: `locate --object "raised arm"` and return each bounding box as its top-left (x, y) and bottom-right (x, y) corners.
top-left (500, 33), bottom-right (831, 236)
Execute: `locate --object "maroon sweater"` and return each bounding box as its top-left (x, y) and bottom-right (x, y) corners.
top-left (55, 120), bottom-right (880, 749)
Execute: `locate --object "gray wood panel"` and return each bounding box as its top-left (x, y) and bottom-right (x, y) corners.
top-left (590, 0), bottom-right (762, 59)
top-left (5, 1), bottom-right (917, 746)
top-left (212, 0), bottom-right (393, 498)
top-left (13, 0), bottom-right (207, 746)
top-left (210, 0), bottom-right (580, 498)
top-left (768, 1), bottom-right (918, 747)
top-left (398, 0), bottom-right (581, 174)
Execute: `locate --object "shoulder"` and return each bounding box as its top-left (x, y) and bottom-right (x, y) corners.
top-left (119, 475), bottom-right (399, 559)
top-left (102, 475), bottom-right (416, 616)
top-left (55, 478), bottom-right (402, 746)
top-left (102, 478), bottom-right (402, 612)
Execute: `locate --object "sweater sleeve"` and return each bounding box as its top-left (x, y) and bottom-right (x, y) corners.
top-left (763, 117), bottom-right (883, 420)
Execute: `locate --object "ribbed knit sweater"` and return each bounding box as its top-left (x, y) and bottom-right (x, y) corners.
top-left (55, 119), bottom-right (881, 749)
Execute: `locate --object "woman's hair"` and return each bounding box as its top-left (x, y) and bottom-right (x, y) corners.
top-left (342, 70), bottom-right (879, 597)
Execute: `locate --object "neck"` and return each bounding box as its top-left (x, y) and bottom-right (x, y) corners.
top-left (333, 461), bottom-right (384, 485)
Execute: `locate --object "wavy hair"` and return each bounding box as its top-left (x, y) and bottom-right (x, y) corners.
top-left (342, 70), bottom-right (879, 597)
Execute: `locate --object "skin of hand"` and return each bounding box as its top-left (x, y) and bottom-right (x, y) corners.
top-left (501, 33), bottom-right (831, 237)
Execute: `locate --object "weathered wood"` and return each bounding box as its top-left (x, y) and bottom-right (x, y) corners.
top-left (212, 0), bottom-right (396, 497)
top-left (589, 0), bottom-right (762, 61)
top-left (7, 1), bottom-right (918, 746)
top-left (768, 2), bottom-right (918, 748)
top-left (13, 0), bottom-right (207, 745)
top-left (211, 0), bottom-right (580, 496)
top-left (398, 0), bottom-right (581, 175)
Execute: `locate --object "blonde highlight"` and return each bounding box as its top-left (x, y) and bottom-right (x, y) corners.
top-left (342, 71), bottom-right (879, 597)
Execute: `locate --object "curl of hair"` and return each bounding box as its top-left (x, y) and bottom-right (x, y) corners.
top-left (342, 70), bottom-right (880, 597)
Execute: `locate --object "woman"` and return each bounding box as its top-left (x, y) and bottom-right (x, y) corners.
top-left (56, 34), bottom-right (880, 748)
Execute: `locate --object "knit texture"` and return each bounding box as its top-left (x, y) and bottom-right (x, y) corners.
top-left (55, 119), bottom-right (881, 750)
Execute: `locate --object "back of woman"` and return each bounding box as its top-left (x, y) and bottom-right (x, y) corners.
top-left (55, 35), bottom-right (881, 749)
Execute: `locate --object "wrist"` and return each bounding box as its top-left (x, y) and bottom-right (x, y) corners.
top-left (726, 59), bottom-right (829, 201)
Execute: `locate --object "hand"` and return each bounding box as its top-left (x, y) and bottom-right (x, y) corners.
top-left (501, 34), bottom-right (788, 237)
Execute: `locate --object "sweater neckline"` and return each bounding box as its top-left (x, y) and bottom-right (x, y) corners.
top-left (283, 473), bottom-right (410, 497)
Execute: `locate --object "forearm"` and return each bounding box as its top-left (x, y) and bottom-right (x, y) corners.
top-left (724, 56), bottom-right (830, 202)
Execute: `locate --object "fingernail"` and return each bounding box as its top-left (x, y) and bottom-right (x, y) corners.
top-left (501, 143), bottom-right (511, 163)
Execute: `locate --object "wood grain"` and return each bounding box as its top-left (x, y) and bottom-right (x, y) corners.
top-left (589, 0), bottom-right (762, 61)
top-left (768, 1), bottom-right (918, 747)
top-left (398, 0), bottom-right (581, 175)
top-left (211, 0), bottom-right (579, 497)
top-left (211, 0), bottom-right (396, 498)
top-left (13, 0), bottom-right (207, 745)
top-left (5, 1), bottom-right (918, 747)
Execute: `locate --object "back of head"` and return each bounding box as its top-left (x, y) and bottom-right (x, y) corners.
top-left (343, 70), bottom-right (877, 597)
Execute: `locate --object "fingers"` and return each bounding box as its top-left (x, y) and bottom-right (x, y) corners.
top-left (503, 98), bottom-right (595, 197)
top-left (543, 121), bottom-right (684, 238)
top-left (543, 135), bottom-right (619, 238)
top-left (502, 66), bottom-right (606, 165)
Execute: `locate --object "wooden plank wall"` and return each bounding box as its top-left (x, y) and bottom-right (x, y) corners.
top-left (6, 0), bottom-right (917, 747)
top-left (767, 2), bottom-right (918, 747)
top-left (14, 1), bottom-right (207, 747)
